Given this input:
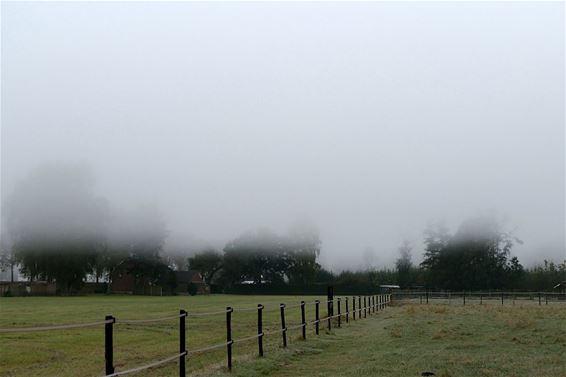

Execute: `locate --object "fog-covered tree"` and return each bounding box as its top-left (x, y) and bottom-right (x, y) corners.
top-left (188, 248), bottom-right (223, 284)
top-left (222, 229), bottom-right (291, 286)
top-left (420, 215), bottom-right (522, 290)
top-left (285, 219), bottom-right (321, 285)
top-left (395, 240), bottom-right (413, 288)
top-left (106, 205), bottom-right (169, 286)
top-left (4, 164), bottom-right (108, 292)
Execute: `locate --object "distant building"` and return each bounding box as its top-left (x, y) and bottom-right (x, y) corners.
top-left (0, 281), bottom-right (56, 296)
top-left (174, 270), bottom-right (209, 295)
top-left (109, 259), bottom-right (208, 295)
top-left (379, 284), bottom-right (400, 293)
top-left (109, 259), bottom-right (172, 295)
top-left (553, 281), bottom-right (566, 294)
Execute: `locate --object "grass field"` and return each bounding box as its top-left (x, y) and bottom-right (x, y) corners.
top-left (1, 295), bottom-right (565, 377)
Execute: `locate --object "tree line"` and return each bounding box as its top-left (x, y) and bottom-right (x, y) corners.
top-left (1, 164), bottom-right (564, 293)
top-left (189, 215), bottom-right (564, 292)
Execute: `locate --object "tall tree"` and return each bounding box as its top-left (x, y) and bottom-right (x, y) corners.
top-left (395, 240), bottom-right (413, 288)
top-left (421, 215), bottom-right (522, 290)
top-left (188, 248), bottom-right (223, 284)
top-left (285, 219), bottom-right (321, 285)
top-left (4, 164), bottom-right (108, 292)
top-left (222, 229), bottom-right (291, 286)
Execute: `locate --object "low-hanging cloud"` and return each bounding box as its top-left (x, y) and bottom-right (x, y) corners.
top-left (1, 2), bottom-right (564, 270)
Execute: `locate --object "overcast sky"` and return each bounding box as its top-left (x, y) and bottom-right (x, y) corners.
top-left (1, 2), bottom-right (564, 270)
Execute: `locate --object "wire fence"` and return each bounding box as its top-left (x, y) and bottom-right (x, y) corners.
top-left (392, 291), bottom-right (566, 306)
top-left (0, 293), bottom-right (392, 376)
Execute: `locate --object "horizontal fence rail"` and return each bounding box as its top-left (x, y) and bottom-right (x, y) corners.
top-left (0, 294), bottom-right (392, 376)
top-left (392, 291), bottom-right (566, 306)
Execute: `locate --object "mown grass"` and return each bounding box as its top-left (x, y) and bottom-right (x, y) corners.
top-left (1, 296), bottom-right (565, 377)
top-left (0, 295), bottom-right (327, 377)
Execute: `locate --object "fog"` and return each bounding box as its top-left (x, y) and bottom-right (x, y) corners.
top-left (1, 2), bottom-right (564, 270)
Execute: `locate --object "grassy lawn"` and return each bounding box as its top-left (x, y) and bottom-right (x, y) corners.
top-left (1, 295), bottom-right (565, 377)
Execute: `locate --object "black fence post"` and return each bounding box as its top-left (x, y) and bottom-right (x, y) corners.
top-left (327, 300), bottom-right (332, 331)
top-left (480, 294), bottom-right (482, 305)
top-left (180, 310), bottom-right (187, 377)
top-left (501, 293), bottom-right (504, 305)
top-left (105, 315), bottom-right (115, 376)
top-left (358, 296), bottom-right (362, 318)
top-left (426, 291), bottom-right (429, 304)
top-left (337, 298), bottom-right (341, 328)
top-left (345, 297), bottom-right (349, 323)
top-left (301, 301), bottom-right (306, 340)
top-left (315, 300), bottom-right (320, 335)
top-left (226, 307), bottom-right (233, 370)
top-left (463, 293), bottom-right (466, 306)
top-left (364, 296), bottom-right (367, 318)
top-left (280, 303), bottom-right (287, 347)
top-left (257, 304), bottom-right (264, 357)
top-left (352, 296), bottom-right (356, 320)
top-left (545, 294), bottom-right (548, 305)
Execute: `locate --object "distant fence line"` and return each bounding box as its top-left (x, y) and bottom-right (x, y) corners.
top-left (0, 294), bottom-right (392, 376)
top-left (392, 291), bottom-right (566, 305)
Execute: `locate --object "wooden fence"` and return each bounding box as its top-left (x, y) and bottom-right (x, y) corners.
top-left (392, 291), bottom-right (566, 305)
top-left (0, 294), bottom-right (391, 376)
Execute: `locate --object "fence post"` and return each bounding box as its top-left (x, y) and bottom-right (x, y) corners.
top-left (480, 294), bottom-right (482, 305)
top-left (364, 296), bottom-right (367, 318)
top-left (327, 286), bottom-right (334, 330)
top-left (345, 297), bottom-right (349, 323)
top-left (315, 300), bottom-right (320, 335)
top-left (280, 303), bottom-right (287, 347)
top-left (105, 315), bottom-right (115, 375)
top-left (301, 301), bottom-right (306, 340)
top-left (180, 310), bottom-right (186, 377)
top-left (372, 295), bottom-right (375, 313)
top-left (226, 307), bottom-right (233, 370)
top-left (358, 296), bottom-right (362, 318)
top-left (426, 291), bottom-right (429, 304)
top-left (337, 298), bottom-right (341, 328)
top-left (327, 300), bottom-right (332, 331)
top-left (352, 296), bottom-right (356, 320)
top-left (545, 294), bottom-right (548, 305)
top-left (257, 304), bottom-right (264, 357)
top-left (463, 292), bottom-right (466, 306)
top-left (501, 293), bottom-right (504, 305)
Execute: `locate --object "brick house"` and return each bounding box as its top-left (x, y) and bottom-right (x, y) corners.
top-left (174, 270), bottom-right (209, 295)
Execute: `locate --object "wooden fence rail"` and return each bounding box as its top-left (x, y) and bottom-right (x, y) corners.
top-left (0, 294), bottom-right (392, 376)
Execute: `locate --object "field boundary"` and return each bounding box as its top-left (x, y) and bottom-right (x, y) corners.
top-left (0, 293), bottom-right (392, 376)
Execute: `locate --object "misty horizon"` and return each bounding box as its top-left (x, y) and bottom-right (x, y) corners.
top-left (1, 2), bottom-right (564, 271)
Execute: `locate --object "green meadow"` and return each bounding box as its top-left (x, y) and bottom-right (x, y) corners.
top-left (1, 295), bottom-right (564, 377)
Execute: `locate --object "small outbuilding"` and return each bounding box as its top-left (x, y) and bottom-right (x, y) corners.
top-left (174, 270), bottom-right (209, 295)
top-left (553, 281), bottom-right (566, 294)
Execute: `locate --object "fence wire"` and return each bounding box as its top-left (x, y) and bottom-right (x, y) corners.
top-left (105, 352), bottom-right (186, 377)
top-left (0, 319), bottom-right (113, 333)
top-left (3, 294), bottom-right (393, 377)
top-left (117, 313), bottom-right (186, 325)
